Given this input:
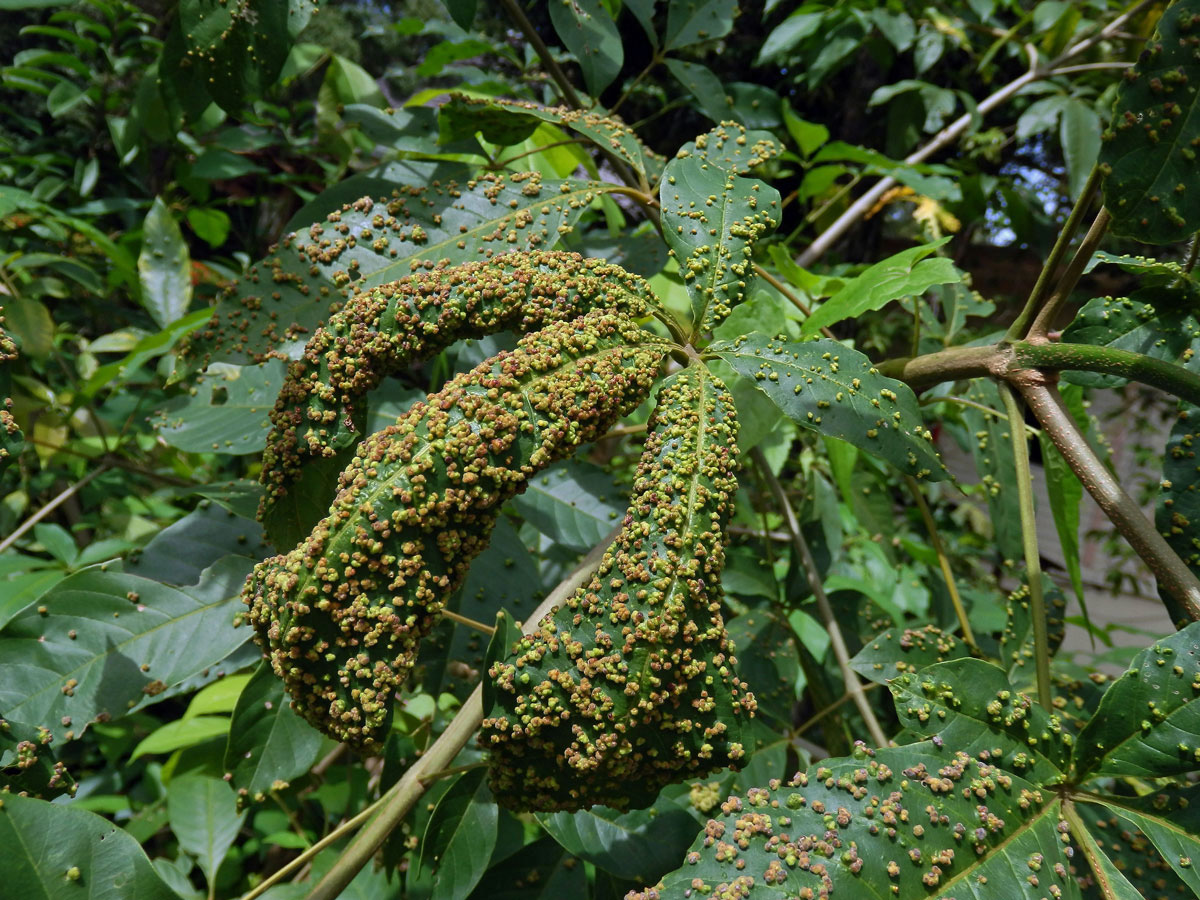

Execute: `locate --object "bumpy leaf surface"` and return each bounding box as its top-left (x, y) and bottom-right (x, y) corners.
top-left (660, 123), bottom-right (781, 335)
top-left (630, 742), bottom-right (1077, 900)
top-left (482, 366), bottom-right (755, 811)
top-left (850, 625), bottom-right (967, 686)
top-left (438, 94), bottom-right (666, 183)
top-left (1100, 0), bottom-right (1200, 243)
top-left (0, 793), bottom-right (180, 900)
top-left (0, 561), bottom-right (251, 743)
top-left (244, 311), bottom-right (669, 748)
top-left (1073, 620), bottom-right (1200, 779)
top-left (258, 250), bottom-right (660, 548)
top-left (709, 333), bottom-right (946, 480)
top-left (179, 173), bottom-right (624, 371)
top-left (0, 315), bottom-right (22, 476)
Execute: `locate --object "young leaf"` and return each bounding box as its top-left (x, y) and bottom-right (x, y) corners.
top-left (629, 743), bottom-right (1073, 900)
top-left (957, 378), bottom-right (1023, 563)
top-left (1060, 98), bottom-right (1100, 201)
top-left (0, 792), bottom-right (180, 900)
top-left (137, 197), bottom-right (192, 330)
top-left (660, 123), bottom-right (781, 334)
top-left (1073, 620), bottom-right (1200, 780)
top-left (799, 238), bottom-right (960, 336)
top-left (130, 714), bottom-right (230, 760)
top-left (1038, 383), bottom-right (1087, 610)
top-left (0, 559), bottom-right (251, 742)
top-left (548, 0), bottom-right (623, 97)
top-left (707, 333), bottom-right (947, 480)
top-left (223, 661), bottom-right (323, 801)
top-left (421, 769), bottom-right (498, 900)
top-left (1099, 0), bottom-right (1200, 243)
top-left (167, 773), bottom-right (246, 891)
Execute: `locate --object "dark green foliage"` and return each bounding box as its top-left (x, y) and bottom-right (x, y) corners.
top-left (630, 741), bottom-right (1074, 900)
top-left (244, 310), bottom-right (669, 748)
top-left (258, 250), bottom-right (661, 548)
top-left (178, 172), bottom-right (627, 372)
top-left (481, 367), bottom-right (756, 811)
top-left (709, 333), bottom-right (947, 480)
top-left (1100, 0), bottom-right (1200, 242)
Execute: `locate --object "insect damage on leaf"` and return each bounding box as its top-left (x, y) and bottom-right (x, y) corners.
top-left (258, 250), bottom-right (658, 544)
top-left (243, 310), bottom-right (669, 749)
top-left (481, 367), bottom-right (756, 811)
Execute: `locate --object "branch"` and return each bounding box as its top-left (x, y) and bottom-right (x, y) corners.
top-left (0, 463), bottom-right (111, 555)
top-left (1015, 375), bottom-right (1200, 624)
top-left (1012, 341), bottom-right (1200, 408)
top-left (1005, 166), bottom-right (1102, 340)
top-left (751, 448), bottom-right (890, 748)
top-left (795, 0), bottom-right (1150, 267)
top-left (301, 533), bottom-right (616, 900)
top-left (1026, 207), bottom-right (1111, 340)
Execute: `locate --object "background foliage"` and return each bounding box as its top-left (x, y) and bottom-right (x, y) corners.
top-left (3, 0), bottom-right (1200, 898)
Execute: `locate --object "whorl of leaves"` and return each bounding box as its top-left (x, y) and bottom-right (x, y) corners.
top-left (481, 366), bottom-right (756, 812)
top-left (259, 251), bottom-right (657, 542)
top-left (243, 310), bottom-right (669, 748)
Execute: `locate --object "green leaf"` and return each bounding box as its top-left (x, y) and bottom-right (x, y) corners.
top-left (631, 743), bottom-right (1074, 900)
top-left (426, 519), bottom-right (542, 701)
top-left (437, 94), bottom-right (665, 183)
top-left (800, 239), bottom-right (960, 336)
top-left (444, 0), bottom-right (476, 30)
top-left (958, 378), bottom-right (1024, 563)
top-left (548, 0), bottom-right (622, 97)
top-left (999, 578), bottom-right (1067, 686)
top-left (537, 796), bottom-right (701, 883)
top-left (421, 769), bottom-right (498, 900)
top-left (130, 714), bottom-right (230, 760)
top-left (1160, 399), bottom-right (1200, 581)
top-left (224, 661), bottom-right (323, 800)
top-left (665, 0), bottom-right (736, 50)
top-left (125, 501), bottom-right (270, 588)
top-left (154, 360), bottom-right (284, 455)
top-left (708, 333), bottom-right (946, 480)
top-left (755, 10), bottom-right (823, 62)
top-left (510, 459), bottom-right (622, 553)
top-left (664, 58), bottom-right (731, 125)
top-left (467, 836), bottom-right (587, 900)
top-left (138, 197), bottom-right (192, 331)
top-left (0, 792), bottom-right (180, 899)
top-left (176, 0), bottom-right (291, 113)
top-left (186, 207), bottom-right (231, 248)
top-left (186, 672), bottom-right (253, 717)
top-left (660, 124), bottom-right (781, 334)
top-left (1062, 289), bottom-right (1200, 390)
top-left (781, 101), bottom-right (829, 157)
top-left (890, 658), bottom-right (1071, 782)
top-left (481, 608), bottom-right (523, 718)
top-left (1105, 784), bottom-right (1200, 896)
top-left (1073, 621), bottom-right (1200, 780)
top-left (1099, 0), bottom-right (1200, 243)
top-left (1061, 98), bottom-right (1101, 201)
top-left (167, 773), bottom-right (245, 890)
top-left (849, 625), bottom-right (967, 686)
top-left (1, 717), bottom-right (75, 798)
top-left (0, 559), bottom-right (251, 742)
top-left (180, 168), bottom-right (626, 370)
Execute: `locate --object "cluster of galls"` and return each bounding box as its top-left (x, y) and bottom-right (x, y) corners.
top-left (0, 316), bottom-right (21, 473)
top-left (244, 310), bottom-right (668, 748)
top-left (259, 251), bottom-right (655, 540)
top-left (480, 368), bottom-right (757, 811)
